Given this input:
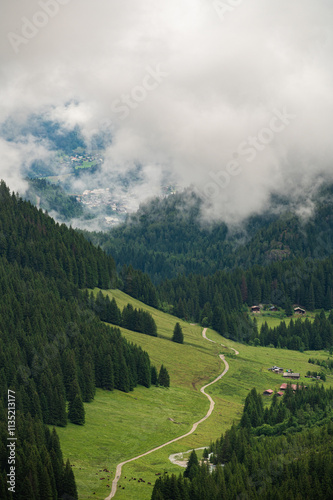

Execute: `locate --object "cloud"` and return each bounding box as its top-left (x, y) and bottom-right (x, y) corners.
top-left (0, 136), bottom-right (54, 193)
top-left (0, 0), bottom-right (332, 224)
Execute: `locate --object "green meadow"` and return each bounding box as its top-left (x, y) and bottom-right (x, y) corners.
top-left (253, 310), bottom-right (317, 329)
top-left (75, 161), bottom-right (97, 170)
top-left (56, 290), bottom-right (333, 499)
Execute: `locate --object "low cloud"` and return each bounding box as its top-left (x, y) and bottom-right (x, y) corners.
top-left (0, 136), bottom-right (54, 193)
top-left (0, 0), bottom-right (332, 225)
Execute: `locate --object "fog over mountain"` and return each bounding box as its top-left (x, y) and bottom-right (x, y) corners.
top-left (0, 0), bottom-right (333, 224)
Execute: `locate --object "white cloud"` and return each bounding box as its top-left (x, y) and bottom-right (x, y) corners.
top-left (0, 0), bottom-right (333, 223)
top-left (0, 136), bottom-right (54, 193)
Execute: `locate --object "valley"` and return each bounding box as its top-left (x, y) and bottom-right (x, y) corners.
top-left (2, 2), bottom-right (333, 498)
top-left (56, 290), bottom-right (332, 499)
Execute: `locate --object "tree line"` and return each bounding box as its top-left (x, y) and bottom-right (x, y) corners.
top-left (0, 182), bottom-right (159, 498)
top-left (151, 385), bottom-right (333, 499)
top-left (115, 256), bottom-right (333, 350)
top-left (258, 310), bottom-right (333, 350)
top-left (80, 187), bottom-right (333, 351)
top-left (84, 185), bottom-right (333, 284)
top-left (308, 356), bottom-right (333, 370)
top-left (82, 289), bottom-right (158, 336)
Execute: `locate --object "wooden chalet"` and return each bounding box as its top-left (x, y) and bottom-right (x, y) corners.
top-left (268, 365), bottom-right (283, 373)
top-left (283, 372), bottom-right (300, 379)
top-left (263, 389), bottom-right (274, 395)
top-left (251, 305), bottom-right (261, 313)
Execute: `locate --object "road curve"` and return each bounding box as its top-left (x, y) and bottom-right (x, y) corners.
top-left (105, 328), bottom-right (232, 499)
top-left (202, 328), bottom-right (239, 355)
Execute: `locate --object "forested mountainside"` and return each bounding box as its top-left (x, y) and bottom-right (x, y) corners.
top-left (80, 182), bottom-right (333, 348)
top-left (0, 182), bottom-right (155, 499)
top-left (119, 253), bottom-right (333, 348)
top-left (84, 185), bottom-right (333, 283)
top-left (0, 181), bottom-right (118, 289)
top-left (152, 386), bottom-right (333, 500)
top-left (25, 179), bottom-right (84, 221)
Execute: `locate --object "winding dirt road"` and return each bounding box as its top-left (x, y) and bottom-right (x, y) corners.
top-left (105, 328), bottom-right (236, 499)
top-left (202, 328), bottom-right (239, 355)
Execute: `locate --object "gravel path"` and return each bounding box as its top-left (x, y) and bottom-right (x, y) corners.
top-left (105, 328), bottom-right (235, 499)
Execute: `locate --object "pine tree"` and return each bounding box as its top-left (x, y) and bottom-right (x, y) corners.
top-left (158, 365), bottom-right (170, 388)
top-left (184, 450), bottom-right (199, 480)
top-left (61, 459), bottom-right (78, 499)
top-left (172, 323), bottom-right (184, 344)
top-left (102, 355), bottom-right (114, 391)
top-left (68, 394), bottom-right (85, 425)
top-left (307, 282), bottom-right (315, 311)
top-left (151, 365), bottom-right (158, 385)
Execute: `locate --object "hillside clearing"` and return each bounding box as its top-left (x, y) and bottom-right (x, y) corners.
top-left (56, 289), bottom-right (333, 500)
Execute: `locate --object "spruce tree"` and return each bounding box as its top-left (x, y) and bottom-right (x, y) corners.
top-left (184, 450), bottom-right (199, 479)
top-left (61, 459), bottom-right (78, 500)
top-left (285, 298), bottom-right (293, 317)
top-left (172, 322), bottom-right (184, 344)
top-left (151, 365), bottom-right (158, 385)
top-left (68, 394), bottom-right (85, 425)
top-left (158, 365), bottom-right (170, 388)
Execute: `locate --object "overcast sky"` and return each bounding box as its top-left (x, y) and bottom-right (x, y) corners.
top-left (1, 0), bottom-right (333, 223)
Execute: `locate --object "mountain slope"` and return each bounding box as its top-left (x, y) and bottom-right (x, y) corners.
top-left (83, 185), bottom-right (333, 283)
top-left (0, 181), bottom-right (155, 498)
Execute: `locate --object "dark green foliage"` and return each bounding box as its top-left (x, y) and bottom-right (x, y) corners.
top-left (85, 185), bottom-right (333, 283)
top-left (82, 187), bottom-right (333, 347)
top-left (68, 394), bottom-right (85, 425)
top-left (121, 265), bottom-right (159, 307)
top-left (240, 384), bottom-right (333, 435)
top-left (152, 386), bottom-right (333, 500)
top-left (284, 298), bottom-right (293, 316)
top-left (0, 180), bottom-right (118, 290)
top-left (0, 405), bottom-right (77, 499)
top-left (121, 304), bottom-right (158, 336)
top-left (62, 459), bottom-right (78, 499)
top-left (184, 450), bottom-right (199, 479)
top-left (260, 312), bottom-right (333, 350)
top-left (0, 181), bottom-right (155, 498)
top-left (151, 365), bottom-right (158, 385)
top-left (308, 356), bottom-right (333, 371)
top-left (86, 291), bottom-right (158, 337)
top-left (158, 365), bottom-right (170, 388)
top-left (25, 179), bottom-right (84, 220)
top-left (172, 323), bottom-right (184, 344)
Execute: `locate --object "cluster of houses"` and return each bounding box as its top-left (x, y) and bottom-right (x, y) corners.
top-left (251, 305), bottom-right (277, 313)
top-left (250, 305), bottom-right (306, 315)
top-left (69, 153), bottom-right (103, 166)
top-left (264, 366), bottom-right (304, 396)
top-left (263, 382), bottom-right (305, 397)
top-left (76, 188), bottom-right (129, 214)
top-left (268, 366), bottom-right (300, 379)
top-left (57, 152), bottom-right (103, 173)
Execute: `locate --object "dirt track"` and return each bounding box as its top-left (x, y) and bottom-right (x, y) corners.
top-left (105, 328), bottom-right (236, 499)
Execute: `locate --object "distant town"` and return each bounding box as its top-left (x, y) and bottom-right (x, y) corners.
top-left (31, 149), bottom-right (178, 227)
top-left (59, 151), bottom-right (104, 170)
top-left (76, 188), bottom-right (129, 226)
top-left (76, 185), bottom-right (178, 226)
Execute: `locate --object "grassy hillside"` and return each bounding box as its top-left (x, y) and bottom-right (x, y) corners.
top-left (57, 290), bottom-right (333, 500)
top-left (254, 309), bottom-right (318, 329)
